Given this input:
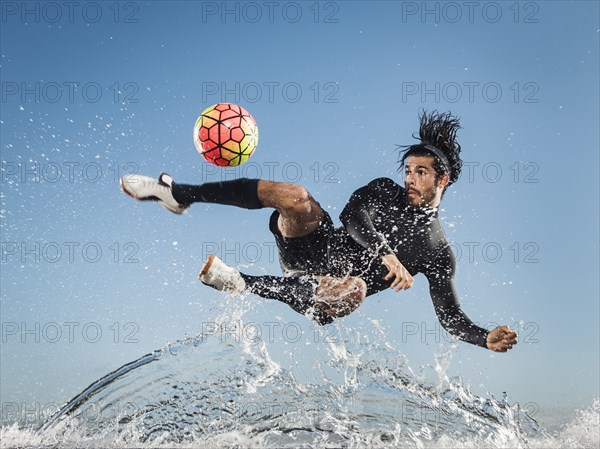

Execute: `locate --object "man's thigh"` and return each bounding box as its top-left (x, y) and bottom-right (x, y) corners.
top-left (268, 210), bottom-right (333, 277)
top-left (257, 181), bottom-right (324, 238)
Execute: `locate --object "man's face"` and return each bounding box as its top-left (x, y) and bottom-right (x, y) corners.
top-left (403, 155), bottom-right (447, 208)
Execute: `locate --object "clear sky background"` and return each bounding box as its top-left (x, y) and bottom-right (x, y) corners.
top-left (1, 0), bottom-right (598, 430)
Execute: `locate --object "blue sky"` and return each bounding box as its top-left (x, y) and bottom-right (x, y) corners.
top-left (1, 1), bottom-right (598, 429)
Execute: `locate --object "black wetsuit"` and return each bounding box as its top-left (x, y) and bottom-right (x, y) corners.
top-left (266, 177), bottom-right (489, 348)
top-left (342, 178), bottom-right (488, 347)
top-left (173, 176), bottom-right (489, 348)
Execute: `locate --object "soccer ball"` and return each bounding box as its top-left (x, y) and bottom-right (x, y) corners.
top-left (193, 103), bottom-right (259, 166)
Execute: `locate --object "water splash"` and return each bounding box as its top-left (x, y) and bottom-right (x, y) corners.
top-left (2, 306), bottom-right (596, 448)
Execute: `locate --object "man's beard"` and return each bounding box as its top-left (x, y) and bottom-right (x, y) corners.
top-left (405, 187), bottom-right (436, 207)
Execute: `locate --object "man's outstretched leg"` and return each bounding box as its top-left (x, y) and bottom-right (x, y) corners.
top-left (120, 173), bottom-right (321, 238)
top-left (120, 173), bottom-right (261, 214)
top-left (199, 255), bottom-right (367, 324)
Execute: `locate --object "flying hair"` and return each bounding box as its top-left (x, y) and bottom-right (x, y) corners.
top-left (398, 110), bottom-right (463, 187)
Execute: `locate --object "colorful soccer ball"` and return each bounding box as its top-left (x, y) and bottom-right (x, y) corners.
top-left (193, 103), bottom-right (259, 166)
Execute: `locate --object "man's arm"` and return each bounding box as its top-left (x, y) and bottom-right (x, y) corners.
top-left (340, 178), bottom-right (414, 290)
top-left (428, 271), bottom-right (489, 348)
top-left (426, 247), bottom-right (517, 350)
top-left (339, 178), bottom-right (396, 257)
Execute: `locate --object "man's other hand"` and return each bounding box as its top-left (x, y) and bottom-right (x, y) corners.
top-left (382, 253), bottom-right (414, 291)
top-left (486, 325), bottom-right (518, 352)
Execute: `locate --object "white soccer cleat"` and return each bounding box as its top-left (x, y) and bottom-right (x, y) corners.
top-left (120, 173), bottom-right (189, 215)
top-left (199, 255), bottom-right (246, 295)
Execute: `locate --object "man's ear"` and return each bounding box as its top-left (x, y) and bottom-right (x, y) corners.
top-left (438, 173), bottom-right (450, 189)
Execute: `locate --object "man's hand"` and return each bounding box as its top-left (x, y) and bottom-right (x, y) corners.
top-left (486, 325), bottom-right (518, 352)
top-left (381, 253), bottom-right (414, 291)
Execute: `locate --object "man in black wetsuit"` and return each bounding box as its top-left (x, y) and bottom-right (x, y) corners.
top-left (121, 111), bottom-right (517, 352)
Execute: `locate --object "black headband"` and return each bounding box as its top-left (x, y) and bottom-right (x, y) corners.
top-left (423, 144), bottom-right (452, 176)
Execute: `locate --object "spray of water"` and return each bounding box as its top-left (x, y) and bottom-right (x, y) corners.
top-left (1, 298), bottom-right (597, 448)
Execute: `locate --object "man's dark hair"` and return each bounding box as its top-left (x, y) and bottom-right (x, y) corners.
top-left (398, 110), bottom-right (463, 188)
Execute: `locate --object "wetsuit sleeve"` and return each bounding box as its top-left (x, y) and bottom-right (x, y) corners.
top-left (339, 178), bottom-right (397, 257)
top-left (425, 246), bottom-right (489, 348)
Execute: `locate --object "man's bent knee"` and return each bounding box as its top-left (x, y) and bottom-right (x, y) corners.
top-left (314, 276), bottom-right (367, 319)
top-left (259, 181), bottom-right (324, 237)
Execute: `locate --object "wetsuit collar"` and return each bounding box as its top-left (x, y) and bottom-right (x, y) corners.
top-left (407, 203), bottom-right (438, 221)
